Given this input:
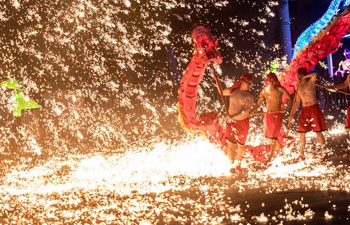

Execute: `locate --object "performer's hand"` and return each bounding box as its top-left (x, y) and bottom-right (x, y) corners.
top-left (288, 116), bottom-right (293, 124)
top-left (346, 74), bottom-right (350, 82)
top-left (329, 86), bottom-right (337, 92)
top-left (250, 107), bottom-right (257, 114)
top-left (280, 109), bottom-right (287, 114)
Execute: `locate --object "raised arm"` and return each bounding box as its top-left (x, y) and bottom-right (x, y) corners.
top-left (301, 72), bottom-right (316, 82)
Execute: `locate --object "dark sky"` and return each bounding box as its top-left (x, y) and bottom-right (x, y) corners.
top-left (290, 0), bottom-right (350, 81)
top-left (291, 0), bottom-right (333, 43)
top-left (0, 0), bottom-right (345, 95)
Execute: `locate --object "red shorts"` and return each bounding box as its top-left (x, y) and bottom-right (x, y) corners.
top-left (298, 104), bottom-right (327, 132)
top-left (264, 113), bottom-right (283, 139)
top-left (225, 118), bottom-right (250, 145)
top-left (346, 106), bottom-right (350, 128)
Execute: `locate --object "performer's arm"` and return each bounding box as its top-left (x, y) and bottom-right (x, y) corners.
top-left (245, 95), bottom-right (255, 115)
top-left (222, 88), bottom-right (231, 96)
top-left (214, 79), bottom-right (231, 96)
top-left (227, 111), bottom-right (241, 120)
top-left (252, 91), bottom-right (264, 113)
top-left (289, 93), bottom-right (301, 122)
top-left (333, 74), bottom-right (350, 89)
top-left (279, 87), bottom-right (292, 111)
top-left (301, 72), bottom-right (316, 82)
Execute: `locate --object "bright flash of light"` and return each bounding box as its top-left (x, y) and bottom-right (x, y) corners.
top-left (1, 137), bottom-right (231, 196)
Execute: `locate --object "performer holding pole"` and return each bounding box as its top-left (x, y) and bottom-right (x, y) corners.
top-left (252, 73), bottom-right (291, 162)
top-left (198, 27), bottom-right (254, 172)
top-left (288, 68), bottom-right (328, 162)
top-left (330, 74), bottom-right (350, 138)
top-left (215, 74), bottom-right (255, 172)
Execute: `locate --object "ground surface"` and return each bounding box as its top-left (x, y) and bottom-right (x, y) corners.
top-left (0, 130), bottom-right (349, 224)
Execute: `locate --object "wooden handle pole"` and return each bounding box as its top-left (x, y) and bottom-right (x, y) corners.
top-left (249, 110), bottom-right (286, 116)
top-left (314, 83), bottom-right (350, 96)
top-left (210, 62), bottom-right (230, 115)
top-left (286, 83), bottom-right (300, 137)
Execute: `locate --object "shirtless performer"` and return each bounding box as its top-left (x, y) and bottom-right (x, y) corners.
top-left (289, 67), bottom-right (328, 161)
top-left (217, 74), bottom-right (255, 172)
top-left (253, 73), bottom-right (291, 162)
top-left (331, 74), bottom-right (350, 138)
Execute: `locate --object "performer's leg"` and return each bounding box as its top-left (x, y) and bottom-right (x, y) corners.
top-left (294, 133), bottom-right (306, 163)
top-left (267, 139), bottom-right (277, 162)
top-left (276, 140), bottom-right (281, 155)
top-left (268, 139), bottom-right (281, 161)
top-left (316, 131), bottom-right (327, 159)
top-left (225, 141), bottom-right (237, 164)
top-left (315, 131), bottom-right (326, 152)
top-left (299, 132), bottom-right (306, 157)
top-left (229, 143), bottom-right (244, 173)
top-left (234, 143), bottom-right (245, 166)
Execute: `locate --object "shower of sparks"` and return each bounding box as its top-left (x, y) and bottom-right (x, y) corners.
top-left (0, 0), bottom-right (349, 224)
top-left (0, 0), bottom-right (283, 158)
top-left (1, 126), bottom-right (350, 224)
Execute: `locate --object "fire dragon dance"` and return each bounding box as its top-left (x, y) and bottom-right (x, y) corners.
top-left (178, 4), bottom-right (350, 163)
